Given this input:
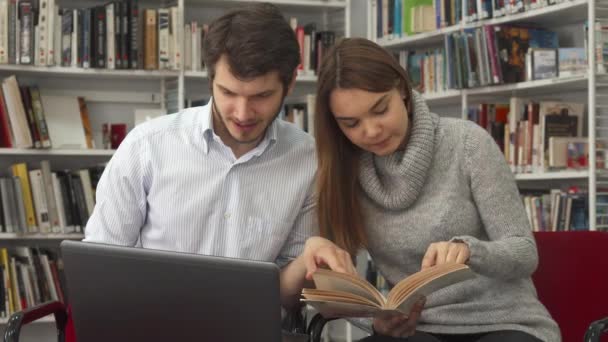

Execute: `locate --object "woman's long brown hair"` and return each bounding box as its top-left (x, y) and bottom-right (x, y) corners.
top-left (315, 38), bottom-right (413, 255)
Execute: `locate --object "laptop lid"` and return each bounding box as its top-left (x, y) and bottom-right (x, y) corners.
top-left (60, 240), bottom-right (282, 342)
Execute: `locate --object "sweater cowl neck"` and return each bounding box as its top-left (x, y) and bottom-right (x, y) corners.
top-left (359, 91), bottom-right (439, 210)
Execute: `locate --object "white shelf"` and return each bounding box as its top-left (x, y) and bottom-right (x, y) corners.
top-left (419, 75), bottom-right (589, 105)
top-left (465, 75), bottom-right (589, 97)
top-left (378, 0), bottom-right (588, 49)
top-left (187, 0), bottom-right (347, 8)
top-left (0, 148), bottom-right (115, 157)
top-left (0, 315), bottom-right (55, 325)
top-left (515, 170), bottom-right (589, 180)
top-left (0, 65), bottom-right (179, 79)
top-left (379, 25), bottom-right (460, 49)
top-left (422, 90), bottom-right (462, 106)
top-left (468, 0), bottom-right (588, 28)
top-left (0, 233), bottom-right (84, 240)
top-left (185, 70), bottom-right (317, 82)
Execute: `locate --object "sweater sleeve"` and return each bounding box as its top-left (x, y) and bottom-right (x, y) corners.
top-left (454, 123), bottom-right (538, 281)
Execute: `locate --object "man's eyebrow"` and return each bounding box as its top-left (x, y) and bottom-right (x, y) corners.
top-left (216, 84), bottom-right (275, 97)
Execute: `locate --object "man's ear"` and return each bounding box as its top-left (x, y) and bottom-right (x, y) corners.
top-left (285, 70), bottom-right (298, 97)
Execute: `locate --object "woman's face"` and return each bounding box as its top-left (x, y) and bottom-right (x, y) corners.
top-left (329, 87), bottom-right (409, 156)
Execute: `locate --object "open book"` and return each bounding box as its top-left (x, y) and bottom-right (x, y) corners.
top-left (301, 263), bottom-right (475, 318)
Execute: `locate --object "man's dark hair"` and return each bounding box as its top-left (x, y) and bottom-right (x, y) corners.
top-left (202, 3), bottom-right (300, 92)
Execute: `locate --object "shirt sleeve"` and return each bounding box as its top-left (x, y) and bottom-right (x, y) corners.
top-left (275, 176), bottom-right (319, 268)
top-left (453, 122), bottom-right (538, 281)
top-left (83, 128), bottom-right (148, 246)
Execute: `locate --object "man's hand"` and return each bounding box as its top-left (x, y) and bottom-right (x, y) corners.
top-left (279, 236), bottom-right (357, 308)
top-left (302, 236), bottom-right (357, 279)
top-left (421, 241), bottom-right (470, 269)
top-left (372, 297), bottom-right (425, 338)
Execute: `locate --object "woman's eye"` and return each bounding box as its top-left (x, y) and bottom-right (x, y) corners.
top-left (373, 106), bottom-right (388, 115)
top-left (344, 121), bottom-right (359, 128)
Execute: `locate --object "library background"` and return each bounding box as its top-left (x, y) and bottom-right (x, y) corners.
top-left (0, 0), bottom-right (606, 340)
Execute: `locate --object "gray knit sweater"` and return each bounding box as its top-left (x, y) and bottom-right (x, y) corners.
top-left (356, 92), bottom-right (560, 341)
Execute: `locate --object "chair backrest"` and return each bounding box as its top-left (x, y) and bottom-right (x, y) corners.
top-left (532, 231), bottom-right (608, 342)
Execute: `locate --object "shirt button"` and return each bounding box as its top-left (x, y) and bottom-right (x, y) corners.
top-left (224, 213), bottom-right (231, 219)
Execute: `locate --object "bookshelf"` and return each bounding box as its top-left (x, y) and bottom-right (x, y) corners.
top-left (367, 0), bottom-right (608, 231)
top-left (0, 0), bottom-right (352, 337)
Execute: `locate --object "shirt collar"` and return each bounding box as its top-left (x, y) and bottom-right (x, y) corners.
top-left (199, 97), bottom-right (279, 156)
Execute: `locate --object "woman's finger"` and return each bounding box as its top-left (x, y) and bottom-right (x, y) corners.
top-left (446, 244), bottom-right (461, 263)
top-left (421, 244), bottom-right (437, 269)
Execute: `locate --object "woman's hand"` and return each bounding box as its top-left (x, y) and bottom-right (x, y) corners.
top-left (421, 241), bottom-right (470, 269)
top-left (302, 236), bottom-right (357, 280)
top-left (372, 297), bottom-right (426, 338)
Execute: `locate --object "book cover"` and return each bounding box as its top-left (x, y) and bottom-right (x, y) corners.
top-left (558, 47), bottom-right (587, 78)
top-left (531, 48), bottom-right (557, 80)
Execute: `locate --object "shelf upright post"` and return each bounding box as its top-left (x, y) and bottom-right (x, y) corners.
top-left (178, 0), bottom-right (185, 111)
top-left (590, 0), bottom-right (598, 230)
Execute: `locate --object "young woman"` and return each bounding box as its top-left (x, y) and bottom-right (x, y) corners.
top-left (313, 38), bottom-right (560, 342)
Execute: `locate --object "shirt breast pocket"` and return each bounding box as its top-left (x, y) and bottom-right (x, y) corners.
top-left (232, 216), bottom-right (291, 261)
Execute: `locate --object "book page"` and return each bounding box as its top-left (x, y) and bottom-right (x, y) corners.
top-left (304, 301), bottom-right (383, 318)
top-left (312, 269), bottom-right (386, 305)
top-left (301, 289), bottom-right (379, 307)
top-left (388, 266), bottom-right (475, 313)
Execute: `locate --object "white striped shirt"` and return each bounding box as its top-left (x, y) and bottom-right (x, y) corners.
top-left (84, 99), bottom-right (318, 265)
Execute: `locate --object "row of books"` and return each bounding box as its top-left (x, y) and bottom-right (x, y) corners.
top-left (467, 99), bottom-right (590, 173)
top-left (283, 94), bottom-right (316, 135)
top-left (0, 0), bottom-right (182, 71)
top-left (397, 48), bottom-right (448, 95)
top-left (446, 25), bottom-right (559, 88)
top-left (290, 18), bottom-right (337, 76)
top-left (0, 75), bottom-right (95, 149)
top-left (396, 24), bottom-right (608, 94)
top-left (524, 47), bottom-right (587, 81)
top-left (521, 188), bottom-right (598, 232)
top-left (373, 0), bottom-right (574, 40)
top-left (398, 25), bottom-right (566, 93)
top-left (0, 161), bottom-right (103, 235)
top-left (0, 247), bottom-right (64, 318)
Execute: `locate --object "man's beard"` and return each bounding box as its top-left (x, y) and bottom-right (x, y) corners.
top-left (211, 96), bottom-right (283, 145)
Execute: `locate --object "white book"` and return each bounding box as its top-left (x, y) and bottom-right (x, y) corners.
top-left (53, 4), bottom-right (60, 66)
top-left (78, 169), bottom-right (95, 216)
top-left (40, 160), bottom-right (60, 232)
top-left (306, 94), bottom-right (316, 137)
top-left (158, 8), bottom-right (170, 69)
top-left (106, 3), bottom-right (115, 69)
top-left (0, 0), bottom-right (8, 64)
top-left (1, 76), bottom-right (33, 148)
top-left (34, 24), bottom-right (40, 65)
top-left (15, 3), bottom-right (19, 64)
top-left (191, 21), bottom-right (198, 71)
top-left (170, 6), bottom-right (182, 70)
top-left (39, 94), bottom-right (87, 149)
top-left (29, 169), bottom-right (51, 233)
top-left (46, 0), bottom-right (54, 66)
top-left (303, 35), bottom-right (311, 73)
top-left (18, 264), bottom-right (34, 307)
top-left (36, 0), bottom-right (47, 66)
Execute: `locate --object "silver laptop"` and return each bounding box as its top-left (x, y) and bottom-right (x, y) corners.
top-left (60, 240), bottom-right (282, 342)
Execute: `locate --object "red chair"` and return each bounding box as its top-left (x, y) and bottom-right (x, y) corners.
top-left (4, 232), bottom-right (608, 342)
top-left (532, 231), bottom-right (608, 342)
